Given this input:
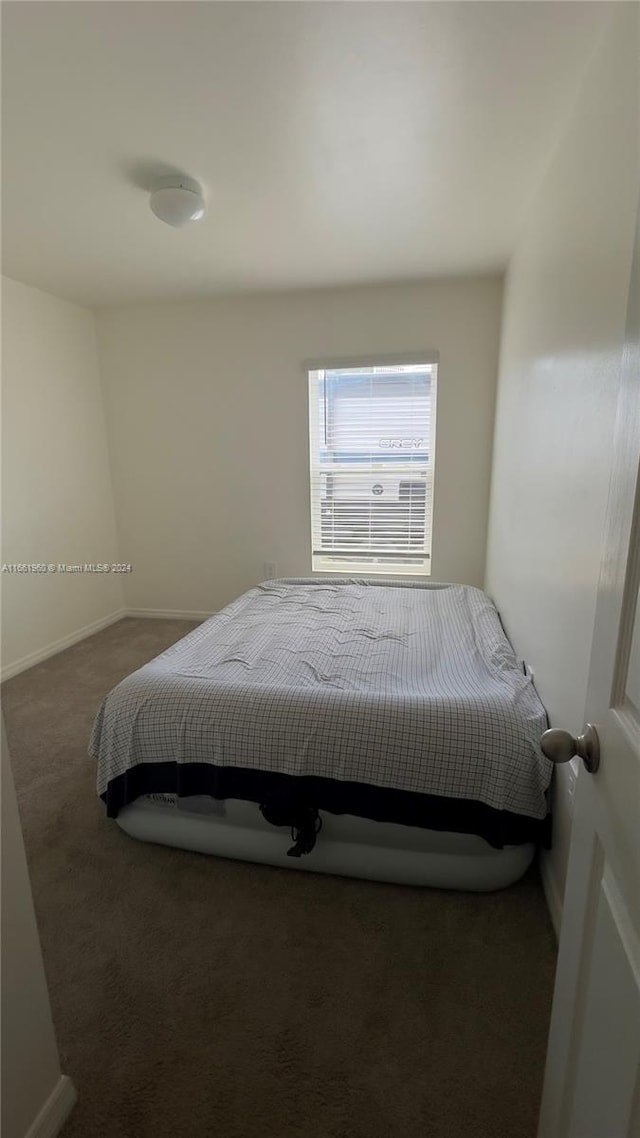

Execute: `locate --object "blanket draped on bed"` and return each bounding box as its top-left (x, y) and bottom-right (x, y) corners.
top-left (90, 580), bottom-right (553, 849)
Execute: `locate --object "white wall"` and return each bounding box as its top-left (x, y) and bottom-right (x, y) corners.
top-left (95, 277), bottom-right (502, 614)
top-left (1, 722), bottom-right (75, 1138)
top-left (485, 5), bottom-right (639, 917)
top-left (1, 277), bottom-right (124, 676)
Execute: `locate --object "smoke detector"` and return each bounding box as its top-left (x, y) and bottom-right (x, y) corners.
top-left (149, 175), bottom-right (206, 227)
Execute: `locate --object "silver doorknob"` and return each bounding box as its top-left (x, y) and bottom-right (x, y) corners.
top-left (540, 723), bottom-right (600, 774)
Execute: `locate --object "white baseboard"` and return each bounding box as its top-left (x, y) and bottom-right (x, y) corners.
top-left (126, 608), bottom-right (213, 620)
top-left (1, 607), bottom-right (212, 682)
top-left (540, 850), bottom-right (562, 940)
top-left (1, 609), bottom-right (127, 682)
top-left (25, 1075), bottom-right (76, 1138)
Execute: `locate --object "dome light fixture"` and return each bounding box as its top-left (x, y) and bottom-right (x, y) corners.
top-left (149, 175), bottom-right (206, 227)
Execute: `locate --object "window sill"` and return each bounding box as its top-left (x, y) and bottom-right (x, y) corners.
top-left (312, 558), bottom-right (431, 577)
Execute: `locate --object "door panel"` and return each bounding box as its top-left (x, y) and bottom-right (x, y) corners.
top-left (538, 200), bottom-right (640, 1136)
top-left (568, 865), bottom-right (640, 1138)
top-left (624, 587), bottom-right (640, 713)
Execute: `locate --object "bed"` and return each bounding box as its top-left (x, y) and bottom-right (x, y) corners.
top-left (90, 579), bottom-right (552, 890)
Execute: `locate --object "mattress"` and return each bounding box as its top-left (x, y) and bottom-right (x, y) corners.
top-left (90, 579), bottom-right (552, 852)
top-left (117, 795), bottom-right (536, 891)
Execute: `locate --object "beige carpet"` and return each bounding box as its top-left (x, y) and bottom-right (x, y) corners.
top-left (2, 618), bottom-right (557, 1138)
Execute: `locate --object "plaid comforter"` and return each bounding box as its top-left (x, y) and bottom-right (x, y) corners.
top-left (90, 580), bottom-right (552, 837)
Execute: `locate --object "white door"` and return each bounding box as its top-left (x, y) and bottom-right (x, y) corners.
top-left (537, 204), bottom-right (640, 1138)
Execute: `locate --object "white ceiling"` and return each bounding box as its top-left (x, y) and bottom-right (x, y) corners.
top-left (2, 1), bottom-right (609, 306)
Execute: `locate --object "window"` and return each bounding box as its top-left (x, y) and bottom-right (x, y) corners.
top-left (308, 359), bottom-right (437, 575)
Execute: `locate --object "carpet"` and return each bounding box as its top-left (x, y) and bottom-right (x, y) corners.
top-left (2, 618), bottom-right (557, 1138)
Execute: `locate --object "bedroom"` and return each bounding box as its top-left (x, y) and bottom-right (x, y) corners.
top-left (1, 3), bottom-right (639, 1138)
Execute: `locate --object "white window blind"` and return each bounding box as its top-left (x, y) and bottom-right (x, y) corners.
top-left (308, 361), bottom-right (437, 575)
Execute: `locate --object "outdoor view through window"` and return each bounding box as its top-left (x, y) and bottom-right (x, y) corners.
top-left (308, 361), bottom-right (437, 574)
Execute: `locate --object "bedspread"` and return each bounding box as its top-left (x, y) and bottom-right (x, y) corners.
top-left (90, 580), bottom-right (553, 847)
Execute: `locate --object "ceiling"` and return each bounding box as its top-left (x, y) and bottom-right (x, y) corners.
top-left (2, 1), bottom-right (610, 306)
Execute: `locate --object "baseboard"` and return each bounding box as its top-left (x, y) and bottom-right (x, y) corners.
top-left (24, 1075), bottom-right (76, 1138)
top-left (1, 609), bottom-right (127, 682)
top-left (539, 850), bottom-right (562, 940)
top-left (126, 608), bottom-right (213, 620)
top-left (1, 607), bottom-right (212, 681)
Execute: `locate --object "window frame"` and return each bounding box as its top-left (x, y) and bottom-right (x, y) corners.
top-left (305, 352), bottom-right (439, 577)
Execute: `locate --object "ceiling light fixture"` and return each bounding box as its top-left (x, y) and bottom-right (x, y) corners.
top-left (149, 175), bottom-right (206, 227)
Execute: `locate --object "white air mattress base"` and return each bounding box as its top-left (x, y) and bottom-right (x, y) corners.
top-left (116, 798), bottom-right (535, 891)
